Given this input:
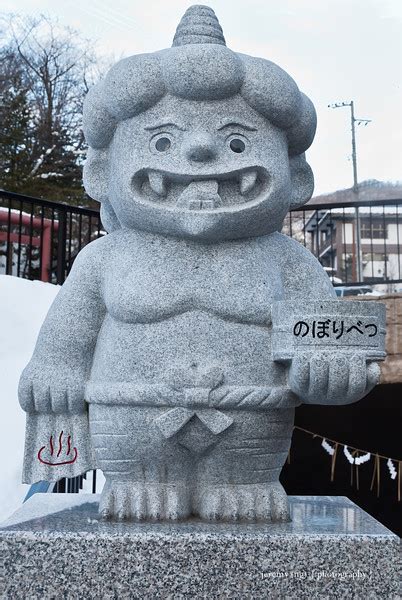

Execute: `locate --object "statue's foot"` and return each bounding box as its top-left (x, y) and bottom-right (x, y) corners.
top-left (194, 481), bottom-right (290, 522)
top-left (99, 479), bottom-right (191, 521)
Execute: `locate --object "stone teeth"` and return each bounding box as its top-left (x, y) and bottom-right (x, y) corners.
top-left (240, 170), bottom-right (257, 195)
top-left (148, 171), bottom-right (167, 197)
top-left (189, 200), bottom-right (201, 210)
top-left (176, 180), bottom-right (221, 209)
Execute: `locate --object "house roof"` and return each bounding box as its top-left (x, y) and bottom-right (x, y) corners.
top-left (307, 180), bottom-right (402, 207)
top-left (304, 205), bottom-right (401, 232)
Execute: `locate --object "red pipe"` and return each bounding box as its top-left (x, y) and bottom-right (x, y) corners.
top-left (0, 209), bottom-right (59, 283)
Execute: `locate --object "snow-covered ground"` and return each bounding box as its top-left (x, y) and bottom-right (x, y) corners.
top-left (0, 276), bottom-right (60, 519)
top-left (0, 275), bottom-right (104, 522)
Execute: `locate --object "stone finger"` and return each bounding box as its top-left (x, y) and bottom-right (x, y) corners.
top-left (366, 361), bottom-right (381, 392)
top-left (18, 378), bottom-right (34, 412)
top-left (289, 354), bottom-right (310, 399)
top-left (51, 387), bottom-right (67, 413)
top-left (67, 387), bottom-right (85, 413)
top-left (308, 355), bottom-right (329, 401)
top-left (33, 381), bottom-right (51, 413)
top-left (326, 355), bottom-right (349, 402)
top-left (347, 354), bottom-right (367, 400)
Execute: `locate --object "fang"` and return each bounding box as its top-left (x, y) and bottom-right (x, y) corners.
top-left (240, 170), bottom-right (257, 195)
top-left (148, 171), bottom-right (167, 197)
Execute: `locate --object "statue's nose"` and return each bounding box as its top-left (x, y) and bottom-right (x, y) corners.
top-left (184, 133), bottom-right (218, 162)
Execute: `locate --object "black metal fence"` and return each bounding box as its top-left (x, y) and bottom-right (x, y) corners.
top-left (284, 197), bottom-right (402, 289)
top-left (1, 190), bottom-right (402, 288)
top-left (0, 189), bottom-right (103, 285)
top-left (53, 470), bottom-right (97, 494)
top-left (2, 190), bottom-right (401, 500)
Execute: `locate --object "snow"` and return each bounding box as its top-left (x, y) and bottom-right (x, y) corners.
top-left (0, 207), bottom-right (33, 218)
top-left (30, 144), bottom-right (56, 176)
top-left (39, 172), bottom-right (63, 179)
top-left (0, 493), bottom-right (100, 528)
top-left (0, 275), bottom-right (106, 522)
top-left (0, 275), bottom-right (60, 521)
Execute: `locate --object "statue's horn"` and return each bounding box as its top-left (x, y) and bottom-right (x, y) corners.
top-left (172, 5), bottom-right (226, 47)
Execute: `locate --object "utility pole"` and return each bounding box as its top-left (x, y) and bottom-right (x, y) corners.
top-left (328, 101), bottom-right (371, 282)
top-left (350, 101), bottom-right (358, 193)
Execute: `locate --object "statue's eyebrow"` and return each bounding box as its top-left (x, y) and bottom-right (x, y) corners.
top-left (217, 121), bottom-right (258, 132)
top-left (144, 122), bottom-right (187, 131)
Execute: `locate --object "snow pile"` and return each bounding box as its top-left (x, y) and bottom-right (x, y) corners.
top-left (1, 493), bottom-right (100, 528)
top-left (0, 275), bottom-right (59, 521)
top-left (0, 275), bottom-right (106, 523)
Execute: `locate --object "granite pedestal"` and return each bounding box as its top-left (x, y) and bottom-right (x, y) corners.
top-left (1, 495), bottom-right (400, 599)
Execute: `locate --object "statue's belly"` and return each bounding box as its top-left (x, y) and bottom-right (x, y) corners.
top-left (89, 310), bottom-right (285, 389)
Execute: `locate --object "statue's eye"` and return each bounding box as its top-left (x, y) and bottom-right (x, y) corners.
top-left (229, 138), bottom-right (246, 153)
top-left (155, 136), bottom-right (171, 152)
top-left (150, 134), bottom-right (173, 153)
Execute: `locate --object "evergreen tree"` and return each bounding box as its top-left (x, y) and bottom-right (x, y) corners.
top-left (0, 54), bottom-right (34, 191)
top-left (0, 15), bottom-right (99, 207)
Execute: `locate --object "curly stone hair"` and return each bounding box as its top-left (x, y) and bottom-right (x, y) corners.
top-left (83, 6), bottom-right (316, 158)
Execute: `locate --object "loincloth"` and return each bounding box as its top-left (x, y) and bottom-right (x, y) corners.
top-left (86, 382), bottom-right (299, 438)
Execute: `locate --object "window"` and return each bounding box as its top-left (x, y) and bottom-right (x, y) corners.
top-left (360, 221), bottom-right (387, 239)
top-left (362, 253), bottom-right (388, 263)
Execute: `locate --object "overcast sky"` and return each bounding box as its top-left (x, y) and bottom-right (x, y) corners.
top-left (3, 0), bottom-right (402, 195)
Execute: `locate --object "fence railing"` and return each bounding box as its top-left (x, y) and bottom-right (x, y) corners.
top-left (2, 189), bottom-right (401, 499)
top-left (284, 197), bottom-right (402, 290)
top-left (0, 189), bottom-right (103, 285)
top-left (1, 190), bottom-right (402, 289)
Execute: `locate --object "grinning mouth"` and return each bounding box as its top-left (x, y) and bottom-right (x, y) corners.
top-left (132, 167), bottom-right (269, 211)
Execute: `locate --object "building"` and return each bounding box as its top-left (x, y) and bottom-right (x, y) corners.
top-left (304, 180), bottom-right (402, 285)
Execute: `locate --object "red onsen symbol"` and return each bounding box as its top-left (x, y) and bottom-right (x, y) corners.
top-left (38, 431), bottom-right (78, 466)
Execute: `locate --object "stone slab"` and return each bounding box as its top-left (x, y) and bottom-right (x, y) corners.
top-left (1, 495), bottom-right (400, 599)
top-left (272, 300), bottom-right (386, 361)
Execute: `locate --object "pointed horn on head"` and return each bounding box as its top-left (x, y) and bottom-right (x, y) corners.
top-left (172, 5), bottom-right (226, 47)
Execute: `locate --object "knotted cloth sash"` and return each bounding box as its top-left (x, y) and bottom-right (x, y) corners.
top-left (22, 384), bottom-right (298, 483)
top-left (86, 383), bottom-right (299, 438)
top-left (155, 406), bottom-right (234, 438)
top-left (86, 382), bottom-right (299, 410)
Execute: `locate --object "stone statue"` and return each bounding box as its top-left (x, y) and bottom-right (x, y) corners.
top-left (18, 5), bottom-right (385, 522)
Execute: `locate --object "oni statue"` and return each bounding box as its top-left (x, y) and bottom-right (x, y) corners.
top-left (19, 6), bottom-right (385, 522)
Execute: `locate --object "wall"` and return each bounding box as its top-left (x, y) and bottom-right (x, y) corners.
top-left (351, 294), bottom-right (402, 384)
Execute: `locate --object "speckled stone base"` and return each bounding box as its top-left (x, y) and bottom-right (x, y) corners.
top-left (0, 495), bottom-right (400, 599)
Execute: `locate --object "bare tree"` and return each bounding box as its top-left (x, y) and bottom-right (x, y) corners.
top-left (0, 13), bottom-right (100, 202)
top-left (11, 15), bottom-right (96, 152)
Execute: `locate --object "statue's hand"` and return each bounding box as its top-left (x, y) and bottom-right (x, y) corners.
top-left (289, 351), bottom-right (380, 405)
top-left (18, 362), bottom-right (87, 414)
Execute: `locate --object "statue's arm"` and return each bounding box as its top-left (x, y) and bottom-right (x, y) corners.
top-left (276, 235), bottom-right (380, 405)
top-left (277, 234), bottom-right (336, 301)
top-left (18, 239), bottom-right (106, 414)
